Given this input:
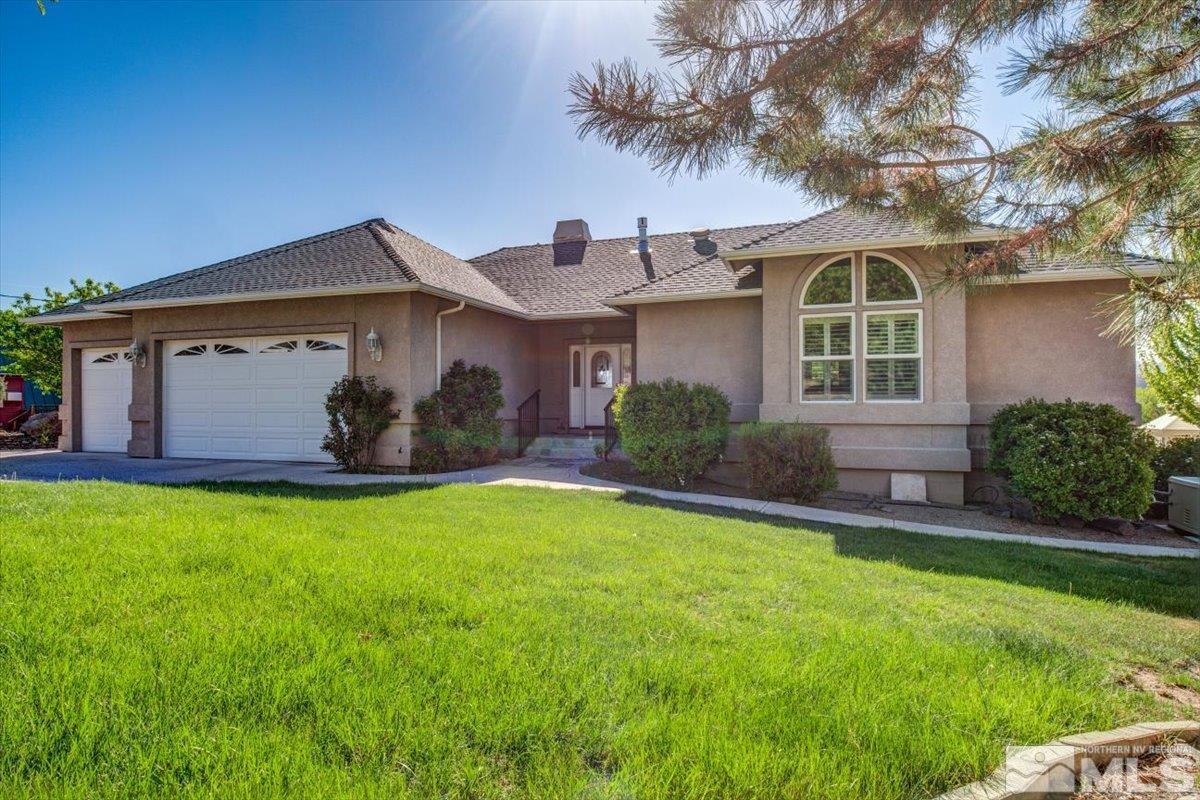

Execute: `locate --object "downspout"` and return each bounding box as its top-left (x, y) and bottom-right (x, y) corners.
top-left (434, 300), bottom-right (466, 388)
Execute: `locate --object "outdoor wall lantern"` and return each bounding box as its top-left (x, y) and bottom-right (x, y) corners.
top-left (128, 340), bottom-right (147, 368)
top-left (365, 328), bottom-right (383, 362)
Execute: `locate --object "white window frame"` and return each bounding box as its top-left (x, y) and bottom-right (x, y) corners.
top-left (862, 251), bottom-right (923, 306)
top-left (862, 309), bottom-right (923, 403)
top-left (799, 252), bottom-right (857, 308)
top-left (799, 311), bottom-right (856, 402)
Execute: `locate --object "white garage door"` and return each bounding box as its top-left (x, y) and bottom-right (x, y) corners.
top-left (81, 347), bottom-right (133, 452)
top-left (163, 334), bottom-right (348, 462)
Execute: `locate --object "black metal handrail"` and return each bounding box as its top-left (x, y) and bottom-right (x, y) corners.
top-left (516, 389), bottom-right (540, 457)
top-left (602, 396), bottom-right (618, 460)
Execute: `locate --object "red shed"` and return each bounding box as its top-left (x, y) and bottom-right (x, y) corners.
top-left (0, 373), bottom-right (25, 427)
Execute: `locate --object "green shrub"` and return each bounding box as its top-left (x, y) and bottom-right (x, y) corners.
top-left (612, 379), bottom-right (730, 489)
top-left (740, 422), bottom-right (837, 502)
top-left (1150, 436), bottom-right (1199, 492)
top-left (411, 360), bottom-right (503, 473)
top-left (321, 376), bottom-right (398, 472)
top-left (988, 398), bottom-right (1155, 521)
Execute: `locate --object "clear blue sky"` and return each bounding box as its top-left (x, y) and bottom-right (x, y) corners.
top-left (0, 1), bottom-right (1039, 307)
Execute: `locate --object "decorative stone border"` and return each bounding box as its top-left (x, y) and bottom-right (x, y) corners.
top-left (935, 720), bottom-right (1199, 799)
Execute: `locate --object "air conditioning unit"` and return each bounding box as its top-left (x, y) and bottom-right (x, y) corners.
top-left (1167, 476), bottom-right (1199, 536)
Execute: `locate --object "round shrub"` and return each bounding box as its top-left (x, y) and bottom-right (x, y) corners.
top-left (1150, 436), bottom-right (1199, 493)
top-left (988, 398), bottom-right (1155, 522)
top-left (322, 376), bottom-right (399, 472)
top-left (612, 379), bottom-right (730, 489)
top-left (740, 421), bottom-right (837, 502)
top-left (411, 360), bottom-right (504, 473)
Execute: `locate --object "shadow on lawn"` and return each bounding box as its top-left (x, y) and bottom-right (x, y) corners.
top-left (172, 480), bottom-right (441, 501)
top-left (618, 493), bottom-right (1200, 620)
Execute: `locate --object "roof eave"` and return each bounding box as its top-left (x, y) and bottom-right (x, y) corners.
top-left (527, 308), bottom-right (629, 320)
top-left (80, 283), bottom-right (423, 313)
top-left (605, 288), bottom-right (763, 307)
top-left (718, 231), bottom-right (1009, 268)
top-left (65, 283), bottom-right (628, 322)
top-left (21, 310), bottom-right (132, 325)
top-left (987, 264), bottom-right (1164, 284)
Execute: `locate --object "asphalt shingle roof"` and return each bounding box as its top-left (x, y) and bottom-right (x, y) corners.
top-left (37, 207), bottom-right (1166, 322)
top-left (62, 219), bottom-right (522, 315)
top-left (468, 221), bottom-right (793, 315)
top-left (727, 206), bottom-right (1001, 252)
top-left (1012, 250), bottom-right (1166, 276)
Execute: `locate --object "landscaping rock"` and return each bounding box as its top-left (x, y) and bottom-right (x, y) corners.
top-left (1057, 514), bottom-right (1086, 529)
top-left (1009, 497), bottom-right (1036, 522)
top-left (19, 410), bottom-right (58, 436)
top-left (1090, 517), bottom-right (1139, 537)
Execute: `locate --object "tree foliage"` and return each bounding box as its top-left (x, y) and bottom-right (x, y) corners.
top-left (569, 0), bottom-right (1199, 338)
top-left (1142, 302), bottom-right (1200, 424)
top-left (0, 278), bottom-right (119, 396)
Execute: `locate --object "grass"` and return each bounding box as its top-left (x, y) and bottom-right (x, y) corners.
top-left (1, 480), bottom-right (1197, 799)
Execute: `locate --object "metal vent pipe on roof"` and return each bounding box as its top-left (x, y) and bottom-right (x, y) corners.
top-left (637, 217), bottom-right (650, 254)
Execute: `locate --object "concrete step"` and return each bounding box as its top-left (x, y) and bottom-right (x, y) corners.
top-left (522, 435), bottom-right (602, 460)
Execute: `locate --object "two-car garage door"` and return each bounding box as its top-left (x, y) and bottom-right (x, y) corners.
top-left (162, 333), bottom-right (347, 462)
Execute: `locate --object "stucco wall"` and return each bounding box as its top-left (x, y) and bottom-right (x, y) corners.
top-left (963, 278), bottom-right (1136, 492)
top-left (965, 279), bottom-right (1135, 418)
top-left (758, 246), bottom-right (970, 503)
top-left (635, 297), bottom-right (762, 422)
top-left (426, 298), bottom-right (539, 445)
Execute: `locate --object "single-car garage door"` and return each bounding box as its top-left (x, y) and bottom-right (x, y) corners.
top-left (81, 347), bottom-right (133, 452)
top-left (163, 333), bottom-right (348, 462)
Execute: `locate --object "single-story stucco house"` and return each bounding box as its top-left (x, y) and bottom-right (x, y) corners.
top-left (29, 206), bottom-right (1163, 504)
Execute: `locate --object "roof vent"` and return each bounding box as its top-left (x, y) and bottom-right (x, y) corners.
top-left (553, 219), bottom-right (591, 244)
top-left (691, 227), bottom-right (718, 256)
top-left (636, 216), bottom-right (650, 254)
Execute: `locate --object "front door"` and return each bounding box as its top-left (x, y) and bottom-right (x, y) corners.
top-left (568, 344), bottom-right (624, 428)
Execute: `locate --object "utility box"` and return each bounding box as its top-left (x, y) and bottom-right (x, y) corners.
top-left (1167, 476), bottom-right (1199, 536)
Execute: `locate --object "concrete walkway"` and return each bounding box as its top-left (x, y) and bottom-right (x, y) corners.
top-left (2, 450), bottom-right (1195, 559)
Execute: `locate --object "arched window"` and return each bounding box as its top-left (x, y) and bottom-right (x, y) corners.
top-left (591, 351), bottom-right (612, 388)
top-left (864, 254), bottom-right (921, 304)
top-left (798, 252), bottom-right (923, 403)
top-left (801, 256), bottom-right (853, 306)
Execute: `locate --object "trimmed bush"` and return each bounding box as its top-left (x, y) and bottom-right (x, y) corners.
top-left (612, 379), bottom-right (730, 489)
top-left (411, 359), bottom-right (504, 473)
top-left (322, 376), bottom-right (398, 472)
top-left (1151, 436), bottom-right (1199, 493)
top-left (740, 422), bottom-right (837, 502)
top-left (988, 398), bottom-right (1155, 522)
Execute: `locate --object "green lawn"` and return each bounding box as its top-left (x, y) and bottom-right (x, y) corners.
top-left (1, 481), bottom-right (1197, 799)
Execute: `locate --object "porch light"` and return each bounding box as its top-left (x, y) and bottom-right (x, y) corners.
top-left (365, 328), bottom-right (383, 362)
top-left (128, 340), bottom-right (146, 368)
